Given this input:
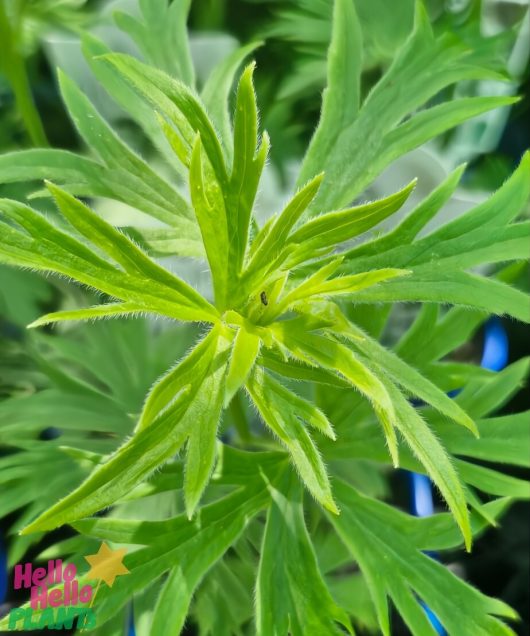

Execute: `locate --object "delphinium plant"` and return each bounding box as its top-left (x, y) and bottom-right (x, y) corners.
top-left (236, 0), bottom-right (528, 173)
top-left (0, 0), bottom-right (529, 634)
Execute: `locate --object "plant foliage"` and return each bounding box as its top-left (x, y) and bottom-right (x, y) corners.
top-left (0, 0), bottom-right (528, 634)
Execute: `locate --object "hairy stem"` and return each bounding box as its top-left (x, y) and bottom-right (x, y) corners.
top-left (229, 391), bottom-right (252, 444)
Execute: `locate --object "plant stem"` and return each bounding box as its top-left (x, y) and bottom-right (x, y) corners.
top-left (229, 392), bottom-right (251, 444)
top-left (0, 3), bottom-right (48, 147)
top-left (10, 55), bottom-right (48, 146)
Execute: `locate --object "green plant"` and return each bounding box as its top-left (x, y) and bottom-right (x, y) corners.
top-left (237, 0), bottom-right (523, 171)
top-left (0, 0), bottom-right (529, 633)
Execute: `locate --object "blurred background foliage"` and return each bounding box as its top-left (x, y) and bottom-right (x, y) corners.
top-left (0, 0), bottom-right (528, 634)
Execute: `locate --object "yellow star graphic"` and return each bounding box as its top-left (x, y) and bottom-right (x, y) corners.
top-left (84, 542), bottom-right (130, 588)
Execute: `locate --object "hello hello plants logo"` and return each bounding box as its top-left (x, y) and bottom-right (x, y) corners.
top-left (7, 543), bottom-right (130, 631)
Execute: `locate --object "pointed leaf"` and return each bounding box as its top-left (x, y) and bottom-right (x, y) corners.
top-left (384, 380), bottom-right (472, 549)
top-left (189, 135), bottom-right (230, 306)
top-left (246, 367), bottom-right (338, 513)
top-left (227, 63), bottom-right (269, 272)
top-left (184, 334), bottom-right (231, 518)
top-left (329, 480), bottom-right (517, 636)
top-left (301, 0), bottom-right (362, 182)
top-left (138, 329), bottom-right (222, 431)
top-left (245, 174), bottom-right (324, 284)
top-left (345, 320), bottom-right (478, 435)
top-left (275, 325), bottom-right (399, 466)
top-left (102, 53), bottom-right (227, 182)
top-left (289, 179), bottom-right (416, 250)
top-left (27, 303), bottom-right (147, 328)
top-left (299, 2), bottom-right (513, 211)
top-left (256, 471), bottom-right (353, 636)
top-left (225, 326), bottom-right (261, 407)
top-left (47, 183), bottom-right (209, 312)
top-left (20, 330), bottom-right (229, 533)
top-left (202, 41), bottom-right (263, 153)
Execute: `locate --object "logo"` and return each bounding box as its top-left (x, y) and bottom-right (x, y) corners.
top-left (7, 543), bottom-right (130, 631)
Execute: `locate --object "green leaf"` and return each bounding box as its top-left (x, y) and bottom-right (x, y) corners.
top-left (120, 225), bottom-right (204, 259)
top-left (224, 326), bottom-right (261, 407)
top-left (344, 321), bottom-right (478, 435)
top-left (330, 153), bottom-right (530, 321)
top-left (357, 164), bottom-right (467, 257)
top-left (437, 412), bottom-right (530, 468)
top-left (383, 95), bottom-right (519, 163)
top-left (7, 479), bottom-right (271, 634)
top-left (47, 183), bottom-right (199, 304)
top-left (395, 305), bottom-right (485, 367)
top-left (299, 2), bottom-right (514, 211)
top-left (19, 403), bottom-right (189, 533)
top-left (138, 329), bottom-right (221, 431)
top-left (189, 135), bottom-right (230, 306)
top-left (26, 303), bottom-right (147, 328)
top-left (184, 333), bottom-right (231, 518)
top-left (0, 390), bottom-right (130, 438)
top-left (455, 358), bottom-right (530, 419)
top-left (201, 41), bottom-right (263, 156)
top-left (293, 299), bottom-right (478, 435)
top-left (56, 68), bottom-right (193, 221)
top-left (246, 366), bottom-right (338, 513)
top-left (424, 154), bottom-right (530, 244)
top-left (383, 380), bottom-right (472, 549)
top-left (336, 495), bottom-right (512, 555)
top-left (228, 63), bottom-right (270, 273)
top-left (0, 147), bottom-right (198, 237)
top-left (243, 174), bottom-right (324, 289)
top-left (277, 267), bottom-right (409, 314)
top-left (456, 460), bottom-right (530, 499)
top-left (258, 173), bottom-right (324, 250)
top-left (346, 152), bottom-right (530, 262)
top-left (82, 33), bottom-right (184, 173)
top-left (259, 348), bottom-right (349, 388)
top-left (329, 480), bottom-right (517, 636)
top-left (298, 0), bottom-right (362, 182)
top-left (288, 179), bottom-right (416, 250)
top-left (0, 148), bottom-right (104, 189)
top-left (102, 52), bottom-right (227, 183)
top-left (256, 471), bottom-right (353, 636)
top-left (0, 197), bottom-right (116, 271)
top-left (274, 324), bottom-right (399, 466)
top-left (115, 0), bottom-right (194, 84)
top-left (192, 557), bottom-right (254, 635)
top-left (20, 329), bottom-right (230, 534)
top-left (349, 222), bottom-right (530, 275)
top-left (351, 271), bottom-right (530, 323)
top-left (0, 195), bottom-right (217, 323)
top-left (252, 369), bottom-right (336, 441)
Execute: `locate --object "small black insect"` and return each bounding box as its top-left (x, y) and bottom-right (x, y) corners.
top-left (260, 291), bottom-right (268, 306)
